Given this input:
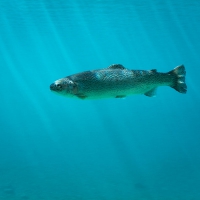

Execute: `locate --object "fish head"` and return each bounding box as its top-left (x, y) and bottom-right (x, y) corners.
top-left (50, 77), bottom-right (77, 97)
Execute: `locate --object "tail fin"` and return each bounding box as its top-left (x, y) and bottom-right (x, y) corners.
top-left (169, 65), bottom-right (187, 94)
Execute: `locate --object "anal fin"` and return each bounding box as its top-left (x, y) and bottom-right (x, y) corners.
top-left (115, 95), bottom-right (126, 98)
top-left (144, 88), bottom-right (157, 97)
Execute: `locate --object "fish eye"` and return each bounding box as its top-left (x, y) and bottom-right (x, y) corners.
top-left (57, 84), bottom-right (62, 89)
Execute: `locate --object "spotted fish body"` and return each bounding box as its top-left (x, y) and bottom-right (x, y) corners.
top-left (50, 64), bottom-right (187, 99)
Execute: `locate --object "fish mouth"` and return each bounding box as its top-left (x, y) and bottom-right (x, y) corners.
top-left (50, 83), bottom-right (56, 91)
top-left (50, 82), bottom-right (64, 92)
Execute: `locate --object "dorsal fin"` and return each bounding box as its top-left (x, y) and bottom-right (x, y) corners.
top-left (108, 64), bottom-right (126, 70)
top-left (150, 69), bottom-right (157, 72)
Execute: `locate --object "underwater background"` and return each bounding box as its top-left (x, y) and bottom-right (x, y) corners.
top-left (0, 0), bottom-right (200, 199)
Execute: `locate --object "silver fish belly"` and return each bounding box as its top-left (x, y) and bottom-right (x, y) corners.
top-left (50, 64), bottom-right (187, 99)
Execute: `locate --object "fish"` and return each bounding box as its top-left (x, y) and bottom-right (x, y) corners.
top-left (50, 64), bottom-right (187, 99)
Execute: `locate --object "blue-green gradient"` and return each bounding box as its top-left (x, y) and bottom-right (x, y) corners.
top-left (0, 0), bottom-right (200, 199)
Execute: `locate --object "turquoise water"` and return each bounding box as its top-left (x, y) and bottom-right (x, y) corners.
top-left (0, 0), bottom-right (200, 199)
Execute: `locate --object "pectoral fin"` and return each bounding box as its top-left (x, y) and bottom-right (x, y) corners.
top-left (76, 93), bottom-right (87, 99)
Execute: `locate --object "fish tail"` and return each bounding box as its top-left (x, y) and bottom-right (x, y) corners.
top-left (168, 65), bottom-right (187, 93)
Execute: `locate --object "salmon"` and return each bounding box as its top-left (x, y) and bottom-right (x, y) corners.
top-left (50, 64), bottom-right (187, 99)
